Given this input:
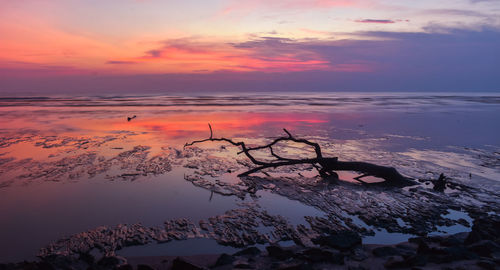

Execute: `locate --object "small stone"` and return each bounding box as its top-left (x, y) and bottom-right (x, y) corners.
top-left (116, 264), bottom-right (134, 270)
top-left (78, 252), bottom-right (95, 265)
top-left (137, 264), bottom-right (155, 270)
top-left (468, 240), bottom-right (500, 257)
top-left (401, 254), bottom-right (428, 267)
top-left (350, 247), bottom-right (368, 261)
top-left (416, 240), bottom-right (431, 254)
top-left (301, 248), bottom-right (344, 264)
top-left (347, 266), bottom-right (367, 270)
top-left (372, 246), bottom-right (401, 257)
top-left (234, 247), bottom-right (261, 257)
top-left (97, 256), bottom-right (127, 268)
top-left (171, 257), bottom-right (203, 270)
top-left (466, 230), bottom-right (483, 245)
top-left (384, 256), bottom-right (407, 269)
top-left (445, 246), bottom-right (478, 260)
top-left (233, 259), bottom-right (253, 269)
top-left (476, 260), bottom-right (496, 270)
top-left (266, 245), bottom-right (294, 260)
top-left (440, 235), bottom-right (465, 247)
top-left (395, 243), bottom-right (416, 252)
top-left (214, 253), bottom-right (235, 266)
top-left (311, 231), bottom-right (361, 251)
top-left (275, 261), bottom-right (313, 270)
top-left (38, 255), bottom-right (73, 270)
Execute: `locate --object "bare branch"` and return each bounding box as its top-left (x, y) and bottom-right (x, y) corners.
top-left (185, 124), bottom-right (414, 187)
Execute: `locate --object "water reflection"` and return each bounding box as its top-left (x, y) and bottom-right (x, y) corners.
top-left (0, 93), bottom-right (499, 262)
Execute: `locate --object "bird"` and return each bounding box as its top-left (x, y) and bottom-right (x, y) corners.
top-left (127, 115), bottom-right (137, 122)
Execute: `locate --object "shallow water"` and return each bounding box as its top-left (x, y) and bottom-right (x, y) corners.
top-left (0, 92), bottom-right (499, 262)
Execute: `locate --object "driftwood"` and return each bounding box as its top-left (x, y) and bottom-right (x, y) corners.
top-left (185, 124), bottom-right (414, 186)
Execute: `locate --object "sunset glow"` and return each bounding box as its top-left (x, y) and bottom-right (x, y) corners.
top-left (0, 0), bottom-right (499, 92)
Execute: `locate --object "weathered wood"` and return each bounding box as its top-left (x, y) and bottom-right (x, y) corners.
top-left (185, 124), bottom-right (414, 186)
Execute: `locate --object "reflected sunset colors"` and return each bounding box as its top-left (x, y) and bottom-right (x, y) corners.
top-left (0, 93), bottom-right (499, 262)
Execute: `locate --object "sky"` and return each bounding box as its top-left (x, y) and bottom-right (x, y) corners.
top-left (0, 0), bottom-right (499, 93)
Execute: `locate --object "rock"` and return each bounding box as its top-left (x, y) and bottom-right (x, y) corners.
top-left (372, 246), bottom-right (401, 257)
top-left (300, 248), bottom-right (344, 264)
top-left (78, 252), bottom-right (95, 265)
top-left (440, 234), bottom-right (466, 247)
top-left (234, 247), bottom-right (261, 256)
top-left (97, 256), bottom-right (127, 268)
top-left (384, 256), bottom-right (408, 269)
top-left (415, 240), bottom-right (431, 254)
top-left (347, 266), bottom-right (368, 270)
top-left (395, 243), bottom-right (416, 252)
top-left (214, 253), bottom-right (235, 267)
top-left (400, 254), bottom-right (428, 267)
top-left (350, 247), bottom-right (369, 261)
top-left (468, 240), bottom-right (500, 257)
top-left (466, 216), bottom-right (500, 245)
top-left (0, 262), bottom-right (41, 270)
top-left (11, 261), bottom-right (55, 270)
top-left (171, 257), bottom-right (203, 270)
top-left (116, 264), bottom-right (134, 270)
top-left (137, 264), bottom-right (155, 270)
top-left (275, 261), bottom-right (313, 270)
top-left (266, 245), bottom-right (294, 260)
top-left (428, 246), bottom-right (478, 264)
top-left (466, 230), bottom-right (483, 245)
top-left (41, 254), bottom-right (76, 269)
top-left (40, 261), bottom-right (59, 270)
top-left (476, 260), bottom-right (496, 270)
top-left (232, 259), bottom-right (253, 269)
top-left (311, 231), bottom-right (361, 251)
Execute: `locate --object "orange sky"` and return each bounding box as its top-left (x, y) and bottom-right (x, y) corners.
top-left (0, 0), bottom-right (499, 92)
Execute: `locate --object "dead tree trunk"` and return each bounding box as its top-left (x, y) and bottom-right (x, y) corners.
top-left (185, 124), bottom-right (414, 187)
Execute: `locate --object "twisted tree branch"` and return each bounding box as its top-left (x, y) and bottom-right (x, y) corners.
top-left (185, 124), bottom-right (414, 187)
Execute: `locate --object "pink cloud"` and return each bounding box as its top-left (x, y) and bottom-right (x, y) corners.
top-left (106, 60), bottom-right (138, 65)
top-left (355, 19), bottom-right (395, 24)
top-left (106, 36), bottom-right (373, 73)
top-left (355, 19), bottom-right (410, 24)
